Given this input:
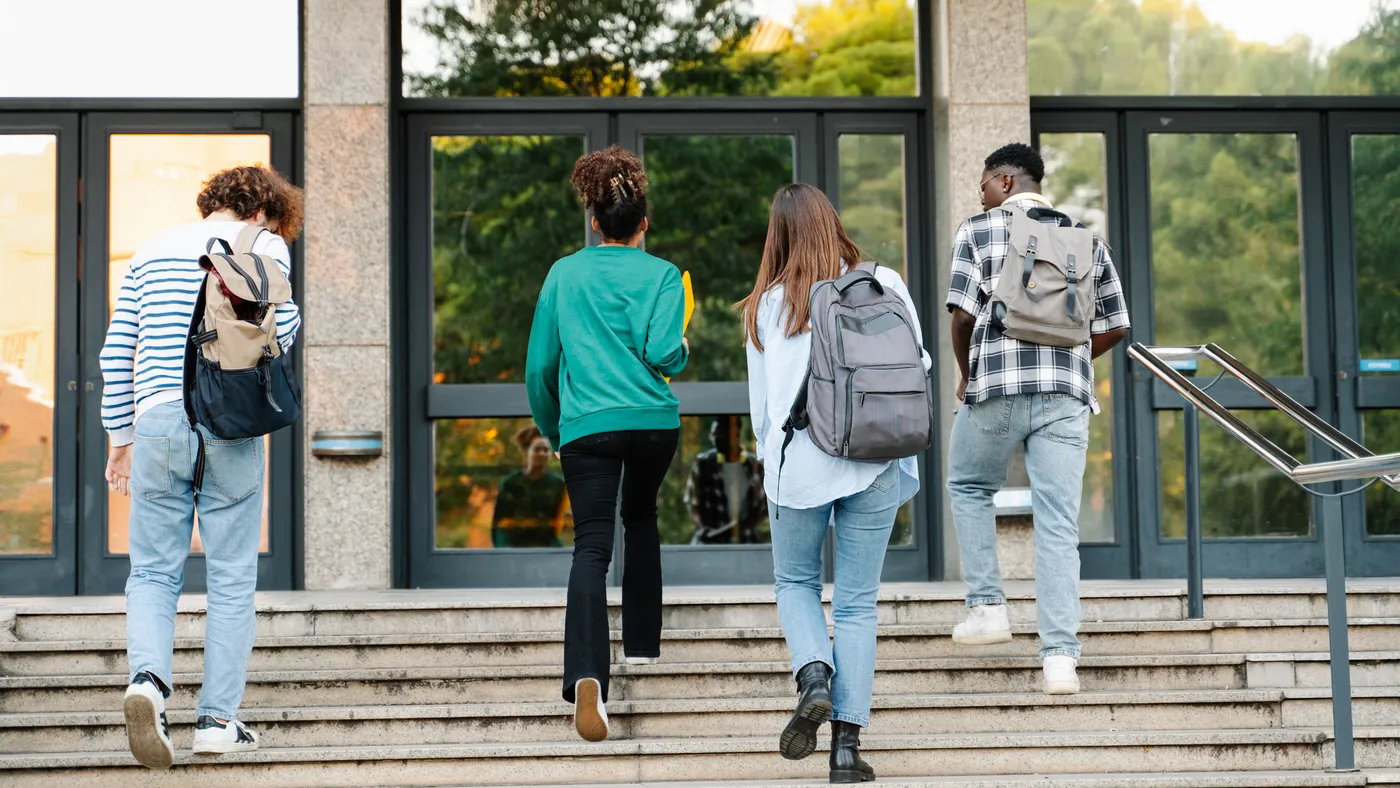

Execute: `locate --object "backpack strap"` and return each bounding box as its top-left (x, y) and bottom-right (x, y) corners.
top-left (234, 224), bottom-right (270, 255)
top-left (835, 267), bottom-right (884, 296)
top-left (183, 276), bottom-right (212, 491)
top-left (775, 364), bottom-right (814, 521)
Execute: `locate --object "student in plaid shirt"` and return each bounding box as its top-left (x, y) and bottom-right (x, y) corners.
top-left (945, 143), bottom-right (1130, 695)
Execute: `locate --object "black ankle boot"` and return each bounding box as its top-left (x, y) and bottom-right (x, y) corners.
top-left (829, 720), bottom-right (875, 783)
top-left (779, 661), bottom-right (832, 760)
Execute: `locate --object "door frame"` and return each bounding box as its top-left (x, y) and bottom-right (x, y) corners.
top-left (77, 111), bottom-right (300, 594)
top-left (0, 113), bottom-right (81, 595)
top-left (1327, 111), bottom-right (1400, 575)
top-left (1124, 110), bottom-right (1336, 578)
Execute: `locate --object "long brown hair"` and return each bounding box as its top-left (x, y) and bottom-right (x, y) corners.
top-left (737, 183), bottom-right (864, 351)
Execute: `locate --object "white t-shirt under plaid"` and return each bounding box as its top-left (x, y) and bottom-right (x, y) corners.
top-left (945, 194), bottom-right (1129, 412)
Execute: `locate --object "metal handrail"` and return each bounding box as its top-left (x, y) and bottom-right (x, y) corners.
top-left (1129, 342), bottom-right (1400, 773)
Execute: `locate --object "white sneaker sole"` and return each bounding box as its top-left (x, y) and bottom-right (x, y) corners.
top-left (1045, 679), bottom-right (1081, 695)
top-left (574, 678), bottom-right (609, 742)
top-left (952, 629), bottom-right (1013, 646)
top-left (625, 656), bottom-right (659, 665)
top-left (123, 689), bottom-right (174, 770)
top-left (193, 740), bottom-right (259, 755)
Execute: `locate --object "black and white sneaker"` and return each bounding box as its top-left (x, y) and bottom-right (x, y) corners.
top-left (123, 671), bottom-right (174, 770)
top-left (192, 715), bottom-right (259, 755)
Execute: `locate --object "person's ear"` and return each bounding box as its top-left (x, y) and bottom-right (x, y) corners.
top-left (639, 217), bottom-right (649, 234)
top-left (1002, 174), bottom-right (1013, 194)
top-left (591, 215), bottom-right (601, 233)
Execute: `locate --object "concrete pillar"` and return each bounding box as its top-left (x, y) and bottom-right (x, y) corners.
top-left (300, 0), bottom-right (393, 589)
top-left (933, 0), bottom-right (1031, 580)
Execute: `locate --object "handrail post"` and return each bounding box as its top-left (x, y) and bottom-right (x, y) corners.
top-left (1322, 494), bottom-right (1356, 771)
top-left (1184, 403), bottom-right (1205, 620)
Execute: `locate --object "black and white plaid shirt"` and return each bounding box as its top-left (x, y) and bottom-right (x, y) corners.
top-left (945, 195), bottom-right (1130, 411)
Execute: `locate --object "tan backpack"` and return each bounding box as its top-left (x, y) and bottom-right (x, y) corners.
top-left (989, 205), bottom-right (1096, 348)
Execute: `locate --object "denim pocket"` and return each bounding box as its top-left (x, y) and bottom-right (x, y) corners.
top-left (1041, 397), bottom-right (1090, 447)
top-left (843, 463), bottom-right (900, 514)
top-left (132, 435), bottom-right (173, 500)
top-left (201, 436), bottom-right (263, 504)
top-left (970, 398), bottom-right (1014, 436)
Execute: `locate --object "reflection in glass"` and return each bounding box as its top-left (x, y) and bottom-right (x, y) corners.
top-left (1353, 135), bottom-right (1400, 368)
top-left (1159, 409), bottom-right (1310, 538)
top-left (106, 134), bottom-right (273, 556)
top-left (0, 135), bottom-right (57, 555)
top-left (837, 134), bottom-right (907, 275)
top-left (402, 0), bottom-right (918, 98)
top-left (1150, 133), bottom-right (1304, 377)
top-left (645, 134), bottom-right (795, 382)
top-left (1036, 133), bottom-right (1115, 543)
top-left (1363, 412), bottom-right (1400, 536)
top-left (680, 416), bottom-right (768, 545)
top-left (436, 418), bottom-right (574, 549)
top-left (432, 135), bottom-right (586, 384)
top-left (1028, 0), bottom-right (1400, 97)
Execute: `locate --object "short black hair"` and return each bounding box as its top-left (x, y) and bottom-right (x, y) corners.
top-left (984, 143), bottom-right (1044, 183)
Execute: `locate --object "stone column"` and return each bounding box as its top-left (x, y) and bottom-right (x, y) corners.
top-left (932, 0), bottom-right (1031, 580)
top-left (300, 0), bottom-right (393, 589)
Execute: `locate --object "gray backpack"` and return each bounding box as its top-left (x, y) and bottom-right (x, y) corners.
top-left (781, 263), bottom-right (933, 475)
top-left (990, 205), bottom-right (1096, 348)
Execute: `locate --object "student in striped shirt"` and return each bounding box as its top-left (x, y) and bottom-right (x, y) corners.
top-left (102, 166), bottom-right (302, 770)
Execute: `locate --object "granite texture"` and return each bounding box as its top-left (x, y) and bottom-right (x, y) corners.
top-left (946, 0), bottom-right (1029, 106)
top-left (304, 0), bottom-right (390, 106)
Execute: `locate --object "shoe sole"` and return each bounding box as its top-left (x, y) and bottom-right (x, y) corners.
top-left (1045, 681), bottom-right (1081, 695)
top-left (193, 741), bottom-right (260, 755)
top-left (952, 629), bottom-right (1013, 646)
top-left (778, 691), bottom-right (832, 761)
top-left (830, 769), bottom-right (877, 784)
top-left (123, 692), bottom-right (173, 771)
top-left (574, 678), bottom-right (609, 742)
top-left (624, 657), bottom-right (659, 665)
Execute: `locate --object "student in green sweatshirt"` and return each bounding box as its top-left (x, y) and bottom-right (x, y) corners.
top-left (525, 146), bottom-right (688, 744)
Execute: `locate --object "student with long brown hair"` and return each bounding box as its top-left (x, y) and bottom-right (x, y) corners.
top-left (739, 183), bottom-right (928, 784)
top-left (526, 146), bottom-right (688, 743)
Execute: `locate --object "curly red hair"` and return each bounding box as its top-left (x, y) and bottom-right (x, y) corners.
top-left (196, 165), bottom-right (304, 242)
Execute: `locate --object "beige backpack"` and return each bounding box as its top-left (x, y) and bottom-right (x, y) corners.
top-left (989, 205), bottom-right (1096, 348)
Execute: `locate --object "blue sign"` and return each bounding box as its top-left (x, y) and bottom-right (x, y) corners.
top-left (1361, 359), bottom-right (1400, 373)
top-left (1168, 359), bottom-right (1199, 372)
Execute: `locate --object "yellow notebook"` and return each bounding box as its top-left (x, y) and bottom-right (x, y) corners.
top-left (666, 271), bottom-right (695, 383)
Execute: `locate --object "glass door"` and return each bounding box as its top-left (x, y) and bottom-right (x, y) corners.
top-left (0, 114), bottom-right (79, 595)
top-left (1126, 111), bottom-right (1333, 578)
top-left (405, 113), bottom-right (609, 588)
top-left (79, 113), bottom-right (298, 594)
top-left (1328, 112), bottom-right (1400, 575)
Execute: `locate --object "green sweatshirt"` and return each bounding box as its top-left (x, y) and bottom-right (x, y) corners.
top-left (526, 245), bottom-right (690, 451)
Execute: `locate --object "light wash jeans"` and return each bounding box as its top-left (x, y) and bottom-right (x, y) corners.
top-left (126, 401), bottom-right (264, 720)
top-left (947, 393), bottom-right (1088, 659)
top-left (770, 462), bottom-right (899, 728)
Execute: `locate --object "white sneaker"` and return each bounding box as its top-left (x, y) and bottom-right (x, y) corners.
top-left (625, 655), bottom-right (659, 665)
top-left (1043, 655), bottom-right (1080, 695)
top-left (952, 604), bottom-right (1012, 645)
top-left (193, 715), bottom-right (260, 755)
top-left (573, 677), bottom-right (610, 742)
top-left (123, 673), bottom-right (174, 770)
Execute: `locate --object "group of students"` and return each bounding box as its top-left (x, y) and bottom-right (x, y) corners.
top-left (103, 141), bottom-right (1128, 784)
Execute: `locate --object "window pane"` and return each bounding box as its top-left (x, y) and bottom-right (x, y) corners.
top-left (660, 416), bottom-right (770, 546)
top-left (435, 418), bottom-right (574, 549)
top-left (105, 134), bottom-right (274, 556)
top-left (838, 134), bottom-right (908, 277)
top-left (1363, 411), bottom-right (1400, 536)
top-left (1028, 0), bottom-right (1400, 96)
top-left (1, 1), bottom-right (298, 98)
top-left (1353, 135), bottom-right (1400, 369)
top-left (403, 0), bottom-right (918, 98)
top-left (1158, 409), bottom-right (1311, 538)
top-left (1150, 133), bottom-right (1304, 377)
top-left (432, 135), bottom-right (586, 385)
top-left (644, 134), bottom-right (795, 382)
top-left (0, 135), bottom-right (57, 555)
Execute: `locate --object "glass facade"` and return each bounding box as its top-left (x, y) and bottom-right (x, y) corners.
top-left (1028, 0), bottom-right (1400, 96)
top-left (402, 0), bottom-right (918, 98)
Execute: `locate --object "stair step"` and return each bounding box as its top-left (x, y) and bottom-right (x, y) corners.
top-left (486, 773), bottom-right (1372, 788)
top-left (1, 728), bottom-right (1380, 787)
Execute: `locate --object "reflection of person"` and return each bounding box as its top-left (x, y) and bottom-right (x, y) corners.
top-left (492, 426), bottom-right (569, 547)
top-left (685, 416), bottom-right (766, 544)
top-left (946, 143), bottom-right (1129, 696)
top-left (101, 166), bottom-right (303, 769)
top-left (525, 145), bottom-right (688, 744)
top-left (741, 183), bottom-right (927, 782)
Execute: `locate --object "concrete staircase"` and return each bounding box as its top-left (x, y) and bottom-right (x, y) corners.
top-left (4, 580), bottom-right (1400, 787)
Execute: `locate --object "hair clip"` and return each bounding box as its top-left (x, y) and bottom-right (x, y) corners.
top-left (609, 174), bottom-right (629, 203)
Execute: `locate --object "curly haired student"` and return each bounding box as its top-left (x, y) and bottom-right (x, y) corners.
top-left (525, 145), bottom-right (689, 743)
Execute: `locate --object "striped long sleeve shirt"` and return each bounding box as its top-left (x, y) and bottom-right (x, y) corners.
top-left (101, 220), bottom-right (301, 446)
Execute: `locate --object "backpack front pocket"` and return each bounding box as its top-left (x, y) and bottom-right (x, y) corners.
top-left (846, 365), bottom-right (932, 461)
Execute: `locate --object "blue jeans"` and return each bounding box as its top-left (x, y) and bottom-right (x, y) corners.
top-left (770, 462), bottom-right (899, 728)
top-left (947, 393), bottom-right (1088, 659)
top-left (126, 401), bottom-right (264, 720)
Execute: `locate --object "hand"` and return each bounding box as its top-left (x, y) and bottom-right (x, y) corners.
top-left (956, 377), bottom-right (968, 401)
top-left (554, 452), bottom-right (561, 460)
top-left (682, 337), bottom-right (689, 352)
top-left (106, 444), bottom-right (133, 497)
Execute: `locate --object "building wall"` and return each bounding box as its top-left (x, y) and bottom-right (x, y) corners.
top-left (301, 0), bottom-right (394, 589)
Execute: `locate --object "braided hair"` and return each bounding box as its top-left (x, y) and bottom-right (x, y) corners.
top-left (570, 146), bottom-right (648, 242)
